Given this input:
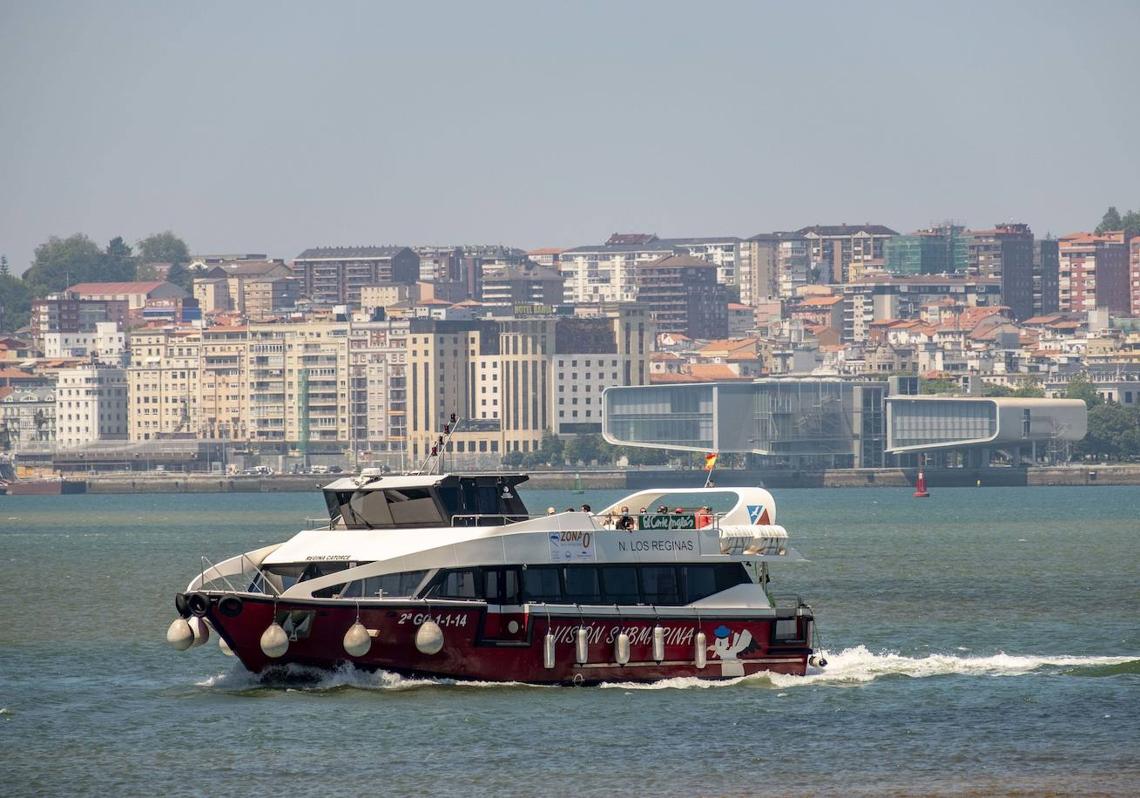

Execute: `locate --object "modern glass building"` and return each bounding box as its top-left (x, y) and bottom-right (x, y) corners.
top-left (603, 381), bottom-right (1086, 468)
top-left (603, 379), bottom-right (887, 468)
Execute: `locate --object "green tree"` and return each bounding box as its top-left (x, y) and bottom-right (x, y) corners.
top-left (538, 430), bottom-right (564, 463)
top-left (1096, 206), bottom-right (1123, 234)
top-left (1066, 375), bottom-right (1103, 408)
top-left (103, 236), bottom-right (136, 281)
top-left (137, 231), bottom-right (190, 266)
top-left (501, 450), bottom-right (524, 468)
top-left (137, 232), bottom-right (192, 289)
top-left (1011, 383), bottom-right (1045, 398)
top-left (0, 274), bottom-right (31, 331)
top-left (22, 234), bottom-right (106, 296)
top-left (1075, 403), bottom-right (1140, 461)
top-left (921, 377), bottom-right (961, 395)
top-left (1123, 209), bottom-right (1140, 241)
top-left (0, 255), bottom-right (9, 276)
top-left (983, 383), bottom-right (1014, 397)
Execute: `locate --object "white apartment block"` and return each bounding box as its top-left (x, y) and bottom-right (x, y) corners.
top-left (55, 365), bottom-right (128, 449)
top-left (42, 322), bottom-right (126, 364)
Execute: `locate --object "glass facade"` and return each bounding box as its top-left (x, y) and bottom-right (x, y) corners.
top-left (604, 380), bottom-right (888, 467)
top-left (604, 385), bottom-right (715, 449)
top-left (888, 399), bottom-right (996, 450)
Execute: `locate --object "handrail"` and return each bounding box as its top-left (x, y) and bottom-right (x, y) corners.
top-left (196, 553), bottom-right (281, 597)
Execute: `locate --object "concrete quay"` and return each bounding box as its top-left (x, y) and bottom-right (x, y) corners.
top-left (63, 464), bottom-right (1140, 494)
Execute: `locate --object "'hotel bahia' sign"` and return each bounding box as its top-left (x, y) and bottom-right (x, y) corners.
top-left (638, 513), bottom-right (696, 531)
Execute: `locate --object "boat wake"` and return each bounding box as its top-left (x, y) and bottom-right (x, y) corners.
top-left (196, 662), bottom-right (542, 693)
top-left (601, 646), bottom-right (1140, 690)
top-left (195, 647), bottom-right (1138, 694)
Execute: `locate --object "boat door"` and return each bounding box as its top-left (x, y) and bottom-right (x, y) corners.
top-left (479, 566), bottom-right (529, 644)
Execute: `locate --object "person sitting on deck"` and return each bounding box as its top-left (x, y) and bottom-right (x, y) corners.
top-left (580, 503), bottom-right (592, 513)
top-left (696, 506), bottom-right (713, 528)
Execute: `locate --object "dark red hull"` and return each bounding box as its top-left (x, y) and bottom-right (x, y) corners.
top-left (199, 594), bottom-right (812, 683)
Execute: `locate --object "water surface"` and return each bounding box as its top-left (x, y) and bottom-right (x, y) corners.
top-left (1, 486), bottom-right (1137, 796)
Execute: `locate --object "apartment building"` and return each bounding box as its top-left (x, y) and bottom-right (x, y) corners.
top-left (966, 224), bottom-right (1036, 321)
top-left (128, 328), bottom-right (202, 441)
top-left (1130, 238), bottom-right (1140, 317)
top-left (42, 321), bottom-right (126, 365)
top-left (480, 262), bottom-right (566, 307)
top-left (1035, 239), bottom-right (1061, 316)
top-left (1058, 232), bottom-right (1129, 315)
top-left (558, 239), bottom-right (674, 304)
top-left (347, 320), bottom-right (411, 456)
top-left (551, 308), bottom-right (653, 437)
top-left (0, 386), bottom-right (56, 451)
top-left (743, 233), bottom-right (811, 302)
top-left (294, 246), bottom-right (420, 308)
top-left (30, 292), bottom-right (129, 348)
top-left (55, 365), bottom-right (128, 448)
top-left (193, 260), bottom-right (299, 320)
top-left (884, 225), bottom-right (968, 275)
top-left (797, 224), bottom-right (897, 283)
top-left (635, 255), bottom-right (728, 340)
top-left (842, 275), bottom-right (1002, 343)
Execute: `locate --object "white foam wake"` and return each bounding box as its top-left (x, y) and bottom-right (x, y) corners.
top-left (602, 646), bottom-right (1138, 690)
top-left (195, 662), bottom-right (543, 692)
top-left (195, 648), bottom-right (1137, 693)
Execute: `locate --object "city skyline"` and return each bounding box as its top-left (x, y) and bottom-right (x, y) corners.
top-left (2, 1), bottom-right (1139, 272)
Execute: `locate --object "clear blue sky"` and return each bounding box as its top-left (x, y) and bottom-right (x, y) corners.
top-left (1, 0), bottom-right (1137, 272)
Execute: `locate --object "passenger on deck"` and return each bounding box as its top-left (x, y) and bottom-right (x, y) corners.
top-left (580, 503), bottom-right (592, 513)
top-left (616, 506), bottom-right (635, 531)
top-left (546, 507), bottom-right (556, 515)
top-left (696, 506), bottom-right (713, 528)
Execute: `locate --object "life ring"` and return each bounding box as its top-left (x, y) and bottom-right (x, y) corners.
top-left (218, 595), bottom-right (244, 618)
top-left (187, 593), bottom-right (211, 617)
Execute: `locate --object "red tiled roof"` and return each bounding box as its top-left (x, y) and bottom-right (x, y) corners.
top-left (68, 281), bottom-right (167, 294)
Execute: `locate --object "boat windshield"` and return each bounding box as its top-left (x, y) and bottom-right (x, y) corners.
top-left (323, 475), bottom-right (529, 529)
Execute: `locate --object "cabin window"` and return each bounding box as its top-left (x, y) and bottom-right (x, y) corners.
top-left (386, 488), bottom-right (445, 526)
top-left (600, 565), bottom-right (639, 604)
top-left (522, 566), bottom-right (562, 603)
top-left (483, 568), bottom-right (521, 604)
top-left (683, 564), bottom-right (749, 602)
top-left (428, 569), bottom-right (481, 600)
top-left (641, 565), bottom-right (682, 605)
top-left (362, 570), bottom-right (428, 598)
top-left (563, 566), bottom-right (602, 604)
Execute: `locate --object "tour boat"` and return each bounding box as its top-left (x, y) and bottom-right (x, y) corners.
top-left (166, 470), bottom-right (821, 683)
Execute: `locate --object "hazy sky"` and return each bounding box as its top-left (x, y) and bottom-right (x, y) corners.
top-left (2, 1), bottom-right (1138, 272)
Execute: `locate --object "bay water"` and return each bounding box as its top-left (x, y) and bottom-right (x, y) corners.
top-left (1, 486), bottom-right (1138, 796)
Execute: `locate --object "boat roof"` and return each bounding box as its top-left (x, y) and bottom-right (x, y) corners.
top-left (321, 472), bottom-right (528, 492)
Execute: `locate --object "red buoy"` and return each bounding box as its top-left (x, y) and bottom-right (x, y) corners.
top-left (914, 468), bottom-right (930, 498)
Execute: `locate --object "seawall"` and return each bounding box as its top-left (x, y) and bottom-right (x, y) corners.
top-left (59, 464), bottom-right (1140, 494)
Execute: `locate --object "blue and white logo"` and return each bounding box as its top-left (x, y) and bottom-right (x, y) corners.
top-left (747, 505), bottom-right (765, 524)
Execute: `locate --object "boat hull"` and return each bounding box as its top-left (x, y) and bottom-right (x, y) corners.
top-left (196, 594), bottom-right (812, 683)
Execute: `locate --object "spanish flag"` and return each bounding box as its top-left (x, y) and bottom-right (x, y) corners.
top-left (704, 452), bottom-right (718, 471)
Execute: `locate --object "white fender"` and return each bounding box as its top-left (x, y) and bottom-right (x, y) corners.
top-left (614, 632), bottom-right (630, 665)
top-left (694, 631), bottom-right (707, 669)
top-left (575, 627), bottom-right (589, 664)
top-left (166, 618), bottom-right (194, 651)
top-left (218, 635), bottom-right (235, 657)
top-left (543, 632), bottom-right (556, 669)
top-left (414, 620), bottom-right (444, 655)
top-left (343, 621), bottom-right (372, 658)
top-left (259, 622), bottom-right (289, 658)
top-left (652, 625), bottom-right (665, 662)
top-left (188, 616), bottom-right (210, 648)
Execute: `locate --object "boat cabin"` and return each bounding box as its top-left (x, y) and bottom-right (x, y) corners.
top-left (321, 472), bottom-right (529, 529)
